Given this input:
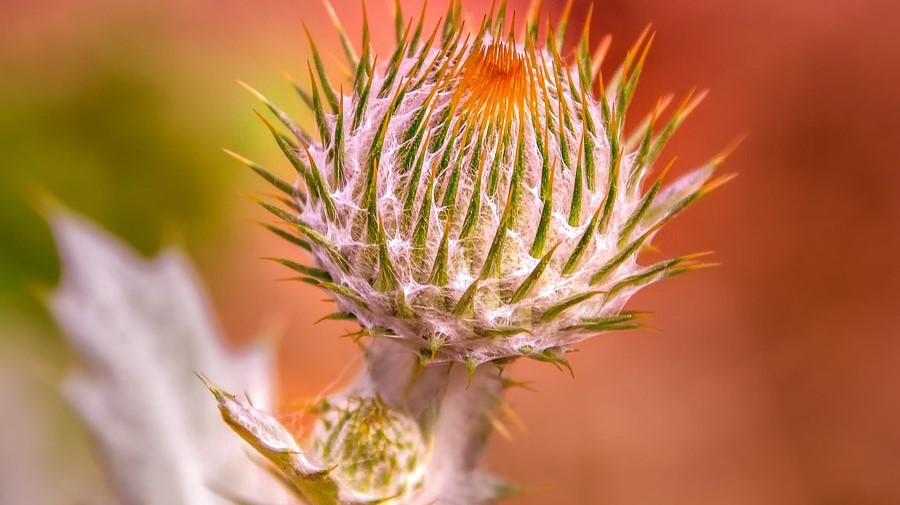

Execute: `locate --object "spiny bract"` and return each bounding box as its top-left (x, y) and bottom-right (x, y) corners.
top-left (235, 0), bottom-right (733, 371)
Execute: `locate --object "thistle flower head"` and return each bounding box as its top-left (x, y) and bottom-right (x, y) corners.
top-left (239, 0), bottom-right (732, 371)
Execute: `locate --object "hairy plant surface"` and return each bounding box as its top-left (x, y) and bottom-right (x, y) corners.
top-left (236, 0), bottom-right (731, 370)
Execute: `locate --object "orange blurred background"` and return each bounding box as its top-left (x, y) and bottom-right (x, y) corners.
top-left (2, 0), bottom-right (899, 503)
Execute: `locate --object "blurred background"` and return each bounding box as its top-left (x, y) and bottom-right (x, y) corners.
top-left (1, 0), bottom-right (899, 503)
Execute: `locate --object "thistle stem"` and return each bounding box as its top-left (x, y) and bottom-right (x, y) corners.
top-left (350, 340), bottom-right (505, 504)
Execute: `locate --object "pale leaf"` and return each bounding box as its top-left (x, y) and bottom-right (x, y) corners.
top-left (47, 210), bottom-right (288, 505)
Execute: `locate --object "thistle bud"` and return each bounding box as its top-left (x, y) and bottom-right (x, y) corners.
top-left (311, 397), bottom-right (427, 500)
top-left (239, 0), bottom-right (732, 371)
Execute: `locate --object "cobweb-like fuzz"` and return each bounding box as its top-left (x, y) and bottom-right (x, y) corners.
top-left (234, 0), bottom-right (734, 372)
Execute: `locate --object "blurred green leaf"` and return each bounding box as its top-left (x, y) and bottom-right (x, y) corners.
top-left (0, 54), bottom-right (242, 314)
